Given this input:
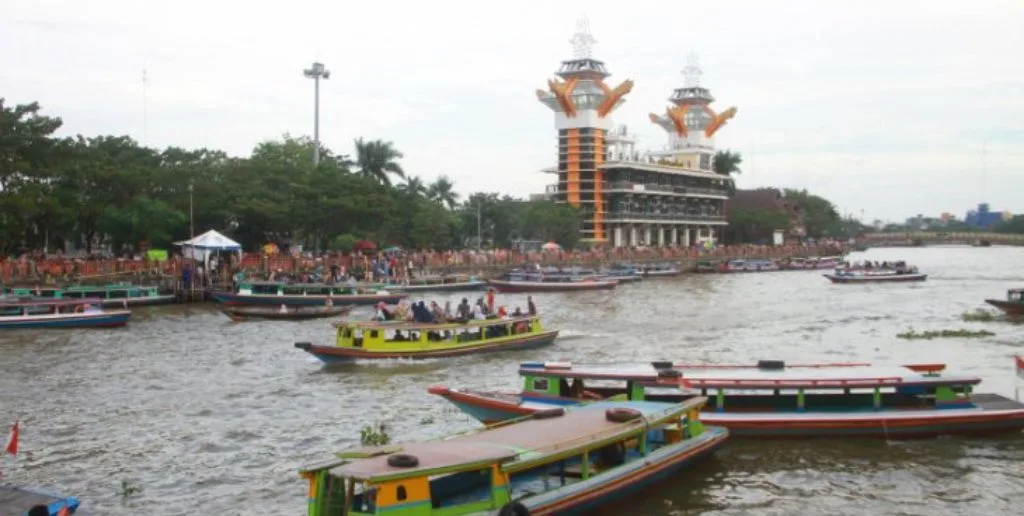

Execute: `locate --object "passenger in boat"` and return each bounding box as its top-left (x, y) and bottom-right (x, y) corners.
top-left (278, 304), bottom-right (288, 314)
top-left (512, 306), bottom-right (523, 317)
top-left (84, 303), bottom-right (102, 314)
top-left (455, 298), bottom-right (471, 321)
top-left (392, 330), bottom-right (407, 341)
top-left (443, 300), bottom-right (453, 320)
top-left (472, 299), bottom-right (488, 320)
top-left (527, 296), bottom-right (537, 316)
top-left (414, 301), bottom-right (433, 323)
top-left (486, 288), bottom-right (496, 314)
top-left (429, 301), bottom-right (446, 322)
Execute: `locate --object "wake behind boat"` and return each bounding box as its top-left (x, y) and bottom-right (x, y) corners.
top-left (429, 358), bottom-right (1024, 438)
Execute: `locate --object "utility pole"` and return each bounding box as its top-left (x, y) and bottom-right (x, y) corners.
top-left (303, 62), bottom-right (330, 166)
top-left (188, 180), bottom-right (194, 238)
top-left (476, 202), bottom-right (482, 250)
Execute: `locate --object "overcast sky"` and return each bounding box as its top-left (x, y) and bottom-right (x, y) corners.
top-left (3, 0), bottom-right (1022, 222)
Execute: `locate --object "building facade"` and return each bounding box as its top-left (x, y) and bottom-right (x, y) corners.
top-left (537, 23), bottom-right (736, 247)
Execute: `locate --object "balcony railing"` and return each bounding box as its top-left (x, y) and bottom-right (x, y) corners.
top-left (545, 182), bottom-right (729, 197)
top-left (604, 212), bottom-right (727, 222)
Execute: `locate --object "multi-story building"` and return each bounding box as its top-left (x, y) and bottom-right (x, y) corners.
top-left (537, 22), bottom-right (737, 247)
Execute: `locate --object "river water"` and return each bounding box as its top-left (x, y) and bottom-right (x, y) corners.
top-left (2, 247), bottom-right (1023, 515)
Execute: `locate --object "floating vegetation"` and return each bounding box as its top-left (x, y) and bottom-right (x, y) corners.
top-left (419, 416), bottom-right (434, 425)
top-left (961, 309), bottom-right (997, 322)
top-left (897, 328), bottom-right (996, 340)
top-left (118, 479), bottom-right (142, 498)
top-left (360, 422), bottom-right (391, 446)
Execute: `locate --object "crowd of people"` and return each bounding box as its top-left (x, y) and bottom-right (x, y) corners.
top-left (373, 289), bottom-right (537, 324)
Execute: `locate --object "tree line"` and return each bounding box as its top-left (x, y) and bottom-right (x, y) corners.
top-left (0, 98), bottom-right (584, 255)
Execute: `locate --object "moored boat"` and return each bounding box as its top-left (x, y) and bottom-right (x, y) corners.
top-left (782, 256), bottom-right (843, 270)
top-left (294, 315), bottom-right (558, 363)
top-left (823, 267), bottom-right (927, 283)
top-left (209, 281), bottom-right (406, 307)
top-left (486, 277), bottom-right (617, 293)
top-left (5, 283), bottom-right (173, 307)
top-left (297, 399), bottom-right (727, 515)
top-left (984, 288), bottom-right (1024, 316)
top-left (386, 274), bottom-right (487, 293)
top-left (429, 358), bottom-right (1024, 438)
top-left (0, 298), bottom-right (130, 329)
top-left (221, 304), bottom-right (354, 321)
top-left (639, 262), bottom-right (681, 277)
top-left (717, 259), bottom-right (780, 273)
top-left (598, 264), bottom-right (643, 283)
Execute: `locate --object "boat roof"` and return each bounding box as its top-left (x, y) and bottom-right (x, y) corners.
top-left (322, 401), bottom-right (691, 482)
top-left (336, 316), bottom-right (536, 331)
top-left (518, 361), bottom-right (982, 389)
top-left (0, 297), bottom-right (105, 307)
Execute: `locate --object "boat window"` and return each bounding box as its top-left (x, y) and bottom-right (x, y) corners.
top-left (109, 290), bottom-right (128, 299)
top-left (428, 469), bottom-right (492, 508)
top-left (369, 330), bottom-right (379, 339)
top-left (396, 485), bottom-right (407, 501)
top-left (532, 378), bottom-right (549, 391)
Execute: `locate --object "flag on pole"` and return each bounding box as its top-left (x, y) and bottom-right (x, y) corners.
top-left (1016, 356), bottom-right (1024, 381)
top-left (58, 505), bottom-right (70, 516)
top-left (4, 419), bottom-right (18, 456)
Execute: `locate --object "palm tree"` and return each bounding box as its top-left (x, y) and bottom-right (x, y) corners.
top-left (712, 150), bottom-right (742, 177)
top-left (401, 175), bottom-right (427, 197)
top-left (426, 175), bottom-right (460, 209)
top-left (354, 138), bottom-right (406, 186)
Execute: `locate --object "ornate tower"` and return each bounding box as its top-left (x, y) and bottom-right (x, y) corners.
top-left (537, 18), bottom-right (634, 243)
top-left (648, 53), bottom-right (737, 172)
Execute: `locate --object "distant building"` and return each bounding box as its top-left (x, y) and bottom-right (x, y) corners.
top-left (726, 188), bottom-right (806, 243)
top-left (965, 203), bottom-right (1009, 229)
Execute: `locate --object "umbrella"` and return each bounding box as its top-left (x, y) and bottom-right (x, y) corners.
top-left (541, 241), bottom-right (562, 251)
top-left (353, 240), bottom-right (377, 251)
top-left (383, 246), bottom-right (403, 253)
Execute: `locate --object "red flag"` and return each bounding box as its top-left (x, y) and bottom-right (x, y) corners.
top-left (1016, 356), bottom-right (1024, 381)
top-left (58, 506), bottom-right (70, 516)
top-left (4, 419), bottom-right (17, 456)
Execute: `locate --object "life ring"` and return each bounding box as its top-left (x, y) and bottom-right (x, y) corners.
top-left (533, 408), bottom-right (565, 419)
top-left (605, 407), bottom-right (642, 423)
top-left (386, 453), bottom-right (419, 468)
top-left (498, 501), bottom-right (530, 516)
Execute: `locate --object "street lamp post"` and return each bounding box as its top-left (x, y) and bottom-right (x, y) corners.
top-left (188, 180), bottom-right (194, 239)
top-left (303, 61), bottom-right (331, 166)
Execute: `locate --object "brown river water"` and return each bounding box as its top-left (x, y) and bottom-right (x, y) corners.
top-left (2, 247), bottom-right (1024, 515)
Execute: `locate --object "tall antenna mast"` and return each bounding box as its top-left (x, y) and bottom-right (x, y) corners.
top-left (142, 69), bottom-right (148, 146)
top-left (568, 16), bottom-right (596, 59)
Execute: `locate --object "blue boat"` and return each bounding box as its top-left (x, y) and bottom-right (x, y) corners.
top-left (0, 483), bottom-right (80, 515)
top-left (0, 298), bottom-right (130, 329)
top-left (210, 281), bottom-right (407, 307)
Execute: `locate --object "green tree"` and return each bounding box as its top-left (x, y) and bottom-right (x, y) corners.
top-left (713, 150), bottom-right (742, 196)
top-left (726, 209), bottom-right (791, 244)
top-left (427, 175), bottom-right (459, 209)
top-left (354, 138), bottom-right (406, 186)
top-left (783, 188), bottom-right (842, 238)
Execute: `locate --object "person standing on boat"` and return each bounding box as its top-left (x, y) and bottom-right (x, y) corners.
top-left (456, 298), bottom-right (471, 321)
top-left (527, 296), bottom-right (537, 316)
top-left (486, 288), bottom-right (496, 314)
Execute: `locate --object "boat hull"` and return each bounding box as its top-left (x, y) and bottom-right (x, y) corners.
top-left (97, 295), bottom-right (176, 308)
top-left (824, 273), bottom-right (927, 283)
top-left (295, 330), bottom-right (559, 362)
top-left (642, 269), bottom-right (680, 277)
top-left (0, 311), bottom-right (130, 329)
top-left (432, 389), bottom-right (1024, 438)
top-left (985, 299), bottom-right (1024, 315)
top-left (0, 483), bottom-right (80, 515)
top-left (520, 426), bottom-right (727, 515)
top-left (221, 305), bottom-right (353, 321)
top-left (210, 291), bottom-right (406, 307)
top-left (486, 279), bottom-right (617, 293)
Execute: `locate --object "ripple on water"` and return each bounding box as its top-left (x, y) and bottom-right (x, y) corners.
top-left (1, 247), bottom-right (1024, 514)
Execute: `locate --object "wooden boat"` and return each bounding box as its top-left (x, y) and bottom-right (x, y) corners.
top-left (717, 259), bottom-right (780, 273)
top-left (0, 483), bottom-right (80, 515)
top-left (985, 288), bottom-right (1024, 315)
top-left (598, 264), bottom-right (643, 283)
top-left (221, 304), bottom-right (354, 321)
top-left (386, 274), bottom-right (487, 293)
top-left (824, 268), bottom-right (927, 283)
top-left (429, 359), bottom-right (1024, 438)
top-left (694, 260), bottom-right (719, 273)
top-left (297, 399), bottom-right (727, 515)
top-left (0, 298), bottom-right (130, 329)
top-left (486, 278), bottom-right (617, 293)
top-left (782, 256), bottom-right (843, 270)
top-left (639, 262), bottom-right (681, 277)
top-left (209, 281), bottom-right (406, 307)
top-left (5, 283), bottom-right (173, 307)
top-left (294, 316), bottom-right (558, 363)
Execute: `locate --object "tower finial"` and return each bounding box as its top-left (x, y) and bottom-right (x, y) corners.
top-left (682, 51), bottom-right (702, 88)
top-left (569, 16), bottom-right (596, 59)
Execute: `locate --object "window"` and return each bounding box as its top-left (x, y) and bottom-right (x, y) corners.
top-left (396, 485), bottom-right (407, 501)
top-left (370, 330), bottom-right (379, 339)
top-left (533, 378), bottom-right (549, 391)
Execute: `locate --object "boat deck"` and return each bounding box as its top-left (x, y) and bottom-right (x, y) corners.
top-left (971, 393), bottom-right (1024, 411)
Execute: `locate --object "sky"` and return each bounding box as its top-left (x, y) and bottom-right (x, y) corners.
top-left (2, 0), bottom-right (1023, 222)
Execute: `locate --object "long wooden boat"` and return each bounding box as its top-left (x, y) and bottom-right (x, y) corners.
top-left (0, 483), bottom-right (80, 515)
top-left (0, 298), bottom-right (130, 329)
top-left (486, 278), bottom-right (617, 293)
top-left (984, 288), bottom-right (1024, 315)
top-left (429, 359), bottom-right (1024, 438)
top-left (782, 256), bottom-right (843, 270)
top-left (640, 262), bottom-right (681, 277)
top-left (717, 259), bottom-right (780, 273)
top-left (297, 399), bottom-right (727, 515)
top-left (5, 283), bottom-right (173, 307)
top-left (221, 304), bottom-right (354, 321)
top-left (294, 316), bottom-right (558, 363)
top-left (209, 281), bottom-right (406, 307)
top-left (386, 275), bottom-right (487, 293)
top-left (598, 264), bottom-right (643, 283)
top-left (824, 269), bottom-right (927, 283)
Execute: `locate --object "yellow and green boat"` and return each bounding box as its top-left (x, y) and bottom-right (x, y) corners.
top-left (293, 316), bottom-right (558, 363)
top-left (298, 399), bottom-right (727, 515)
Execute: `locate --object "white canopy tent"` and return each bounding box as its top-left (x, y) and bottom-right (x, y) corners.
top-left (175, 230), bottom-right (242, 264)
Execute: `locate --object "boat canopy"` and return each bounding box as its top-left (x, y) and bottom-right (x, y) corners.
top-left (0, 297), bottom-right (105, 308)
top-left (334, 316), bottom-right (537, 331)
top-left (319, 400), bottom-right (697, 482)
top-left (518, 361), bottom-right (982, 390)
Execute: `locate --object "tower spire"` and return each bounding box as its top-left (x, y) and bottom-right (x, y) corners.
top-left (682, 52), bottom-right (702, 88)
top-left (568, 16), bottom-right (596, 59)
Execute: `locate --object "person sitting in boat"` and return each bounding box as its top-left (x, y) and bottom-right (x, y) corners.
top-left (374, 302), bottom-right (394, 321)
top-left (83, 303), bottom-right (102, 314)
top-left (471, 299), bottom-right (487, 320)
top-left (429, 301), bottom-right (446, 322)
top-left (455, 298), bottom-right (471, 321)
top-left (414, 301), bottom-right (433, 323)
top-left (392, 330), bottom-right (407, 341)
top-left (512, 306), bottom-right (523, 317)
